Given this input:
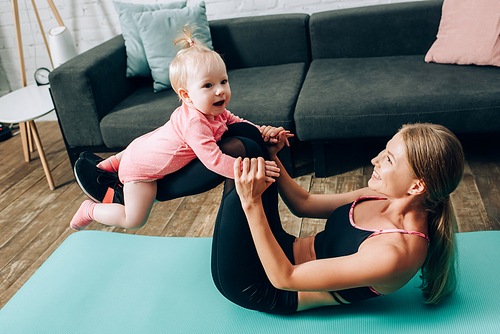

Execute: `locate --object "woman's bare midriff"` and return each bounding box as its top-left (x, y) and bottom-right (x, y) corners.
top-left (293, 236), bottom-right (349, 311)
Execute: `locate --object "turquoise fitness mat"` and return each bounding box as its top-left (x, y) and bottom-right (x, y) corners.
top-left (1, 231), bottom-right (499, 334)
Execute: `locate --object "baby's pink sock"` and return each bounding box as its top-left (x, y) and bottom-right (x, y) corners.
top-left (70, 200), bottom-right (96, 231)
top-left (97, 156), bottom-right (119, 172)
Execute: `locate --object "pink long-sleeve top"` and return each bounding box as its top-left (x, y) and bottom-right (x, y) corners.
top-left (118, 103), bottom-right (258, 183)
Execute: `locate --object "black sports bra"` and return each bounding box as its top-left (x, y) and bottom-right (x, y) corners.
top-left (314, 196), bottom-right (429, 303)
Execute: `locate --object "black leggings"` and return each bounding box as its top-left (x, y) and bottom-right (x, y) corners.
top-left (155, 123), bottom-right (262, 201)
top-left (211, 182), bottom-right (298, 314)
top-left (209, 128), bottom-right (298, 314)
top-left (156, 123), bottom-right (298, 314)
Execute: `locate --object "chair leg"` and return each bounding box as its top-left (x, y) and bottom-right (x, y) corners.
top-left (27, 122), bottom-right (34, 153)
top-left (19, 122), bottom-right (31, 162)
top-left (29, 120), bottom-right (55, 190)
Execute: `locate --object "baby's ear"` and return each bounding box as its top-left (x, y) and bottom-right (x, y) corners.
top-left (178, 87), bottom-right (191, 103)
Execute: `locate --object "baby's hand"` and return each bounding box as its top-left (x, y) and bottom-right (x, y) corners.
top-left (260, 126), bottom-right (294, 145)
top-left (260, 125), bottom-right (294, 147)
top-left (267, 130), bottom-right (294, 159)
top-left (260, 125), bottom-right (281, 143)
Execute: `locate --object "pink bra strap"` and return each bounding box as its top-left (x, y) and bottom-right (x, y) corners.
top-left (350, 197), bottom-right (430, 243)
top-left (368, 229), bottom-right (430, 242)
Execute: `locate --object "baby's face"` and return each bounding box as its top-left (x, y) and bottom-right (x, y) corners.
top-left (183, 62), bottom-right (231, 120)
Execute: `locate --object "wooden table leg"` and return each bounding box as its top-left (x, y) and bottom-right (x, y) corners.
top-left (27, 122), bottom-right (35, 153)
top-left (29, 120), bottom-right (55, 190)
top-left (19, 121), bottom-right (31, 162)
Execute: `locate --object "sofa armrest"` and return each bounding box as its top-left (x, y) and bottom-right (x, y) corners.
top-left (209, 14), bottom-right (310, 70)
top-left (49, 35), bottom-right (137, 147)
top-left (310, 0), bottom-right (443, 60)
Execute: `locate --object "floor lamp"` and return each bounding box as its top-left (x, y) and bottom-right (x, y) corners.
top-left (11, 0), bottom-right (64, 188)
top-left (12, 0), bottom-right (64, 87)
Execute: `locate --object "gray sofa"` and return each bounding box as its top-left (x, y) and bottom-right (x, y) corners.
top-left (50, 0), bottom-right (500, 177)
top-left (50, 12), bottom-right (309, 174)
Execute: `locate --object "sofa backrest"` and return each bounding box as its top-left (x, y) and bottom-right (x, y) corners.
top-left (309, 0), bottom-right (443, 60)
top-left (209, 14), bottom-right (311, 70)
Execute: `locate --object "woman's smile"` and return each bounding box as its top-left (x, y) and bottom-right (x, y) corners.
top-left (372, 170), bottom-right (382, 180)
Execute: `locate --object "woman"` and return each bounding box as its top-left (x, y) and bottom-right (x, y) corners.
top-left (211, 123), bottom-right (464, 314)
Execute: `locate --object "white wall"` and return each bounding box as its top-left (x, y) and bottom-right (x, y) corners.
top-left (0, 0), bottom-right (427, 91)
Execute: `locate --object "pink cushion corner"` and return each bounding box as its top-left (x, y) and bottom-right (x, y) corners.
top-left (425, 0), bottom-right (500, 66)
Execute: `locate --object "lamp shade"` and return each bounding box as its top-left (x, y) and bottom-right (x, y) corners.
top-left (48, 26), bottom-right (78, 68)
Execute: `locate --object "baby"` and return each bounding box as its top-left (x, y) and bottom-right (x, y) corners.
top-left (70, 26), bottom-right (291, 231)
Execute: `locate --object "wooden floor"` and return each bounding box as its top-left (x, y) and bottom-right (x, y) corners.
top-left (1, 121), bottom-right (499, 309)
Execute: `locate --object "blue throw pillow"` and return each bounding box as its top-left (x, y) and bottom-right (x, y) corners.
top-left (133, 1), bottom-right (213, 92)
top-left (113, 1), bottom-right (187, 78)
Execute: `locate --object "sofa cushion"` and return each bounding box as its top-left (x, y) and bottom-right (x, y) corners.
top-left (425, 0), bottom-right (500, 66)
top-left (113, 1), bottom-right (186, 78)
top-left (309, 1), bottom-right (442, 60)
top-left (226, 63), bottom-right (307, 131)
top-left (100, 84), bottom-right (181, 148)
top-left (100, 62), bottom-right (307, 148)
top-left (294, 56), bottom-right (500, 141)
top-left (133, 1), bottom-right (213, 92)
top-left (209, 14), bottom-right (310, 70)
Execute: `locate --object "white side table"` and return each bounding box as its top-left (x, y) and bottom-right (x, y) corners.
top-left (0, 85), bottom-right (56, 190)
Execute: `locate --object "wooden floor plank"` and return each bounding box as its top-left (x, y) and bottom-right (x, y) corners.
top-left (0, 175), bottom-right (84, 297)
top-left (467, 159), bottom-right (500, 230)
top-left (0, 228), bottom-right (74, 308)
top-left (161, 191), bottom-right (215, 237)
top-left (0, 159), bottom-right (76, 270)
top-left (185, 184), bottom-right (224, 238)
top-left (450, 162), bottom-right (492, 232)
top-left (134, 198), bottom-right (185, 236)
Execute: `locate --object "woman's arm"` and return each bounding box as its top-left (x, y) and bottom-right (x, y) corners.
top-left (234, 156), bottom-right (297, 288)
top-left (235, 157), bottom-right (418, 292)
top-left (268, 133), bottom-right (378, 218)
top-left (273, 155), bottom-right (371, 218)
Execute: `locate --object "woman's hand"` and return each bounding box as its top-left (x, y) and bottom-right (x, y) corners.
top-left (235, 157), bottom-right (276, 208)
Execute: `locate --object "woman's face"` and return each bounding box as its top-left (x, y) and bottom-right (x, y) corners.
top-left (368, 133), bottom-right (420, 198)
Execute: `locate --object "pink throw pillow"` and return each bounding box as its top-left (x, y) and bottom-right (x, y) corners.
top-left (425, 0), bottom-right (500, 67)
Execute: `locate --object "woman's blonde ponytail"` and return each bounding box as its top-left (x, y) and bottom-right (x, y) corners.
top-left (400, 123), bottom-right (464, 304)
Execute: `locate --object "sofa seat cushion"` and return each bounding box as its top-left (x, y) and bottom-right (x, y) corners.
top-left (295, 55), bottom-right (500, 141)
top-left (101, 62), bottom-right (307, 149)
top-left (226, 62), bottom-right (307, 131)
top-left (100, 84), bottom-right (181, 148)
